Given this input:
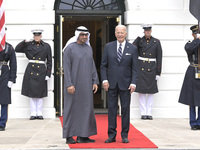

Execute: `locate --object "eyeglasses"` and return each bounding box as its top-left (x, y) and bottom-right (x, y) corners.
top-left (79, 33), bottom-right (88, 36)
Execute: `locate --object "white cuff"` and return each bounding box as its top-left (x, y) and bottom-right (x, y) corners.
top-left (102, 80), bottom-right (108, 84)
top-left (130, 84), bottom-right (136, 88)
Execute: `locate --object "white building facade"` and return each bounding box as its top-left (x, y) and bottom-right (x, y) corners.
top-left (4, 0), bottom-right (196, 118)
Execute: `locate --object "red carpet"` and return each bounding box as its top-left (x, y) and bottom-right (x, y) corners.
top-left (59, 114), bottom-right (157, 148)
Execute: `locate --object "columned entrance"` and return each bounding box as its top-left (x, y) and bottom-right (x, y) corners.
top-left (54, 0), bottom-right (125, 116)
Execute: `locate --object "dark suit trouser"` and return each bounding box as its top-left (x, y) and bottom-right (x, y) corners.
top-left (107, 85), bottom-right (131, 139)
top-left (0, 104), bottom-right (8, 127)
top-left (190, 106), bottom-right (200, 127)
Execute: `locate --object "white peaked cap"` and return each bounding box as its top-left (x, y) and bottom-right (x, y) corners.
top-left (141, 24), bottom-right (153, 28)
top-left (31, 29), bottom-right (44, 34)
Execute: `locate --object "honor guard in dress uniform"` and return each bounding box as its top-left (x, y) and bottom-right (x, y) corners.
top-left (133, 24), bottom-right (162, 120)
top-left (15, 29), bottom-right (52, 120)
top-left (0, 28), bottom-right (17, 131)
top-left (179, 25), bottom-right (200, 130)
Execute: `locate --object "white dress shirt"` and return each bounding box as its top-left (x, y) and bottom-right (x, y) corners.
top-left (117, 40), bottom-right (126, 54)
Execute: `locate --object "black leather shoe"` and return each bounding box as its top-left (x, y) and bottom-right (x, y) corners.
top-left (76, 137), bottom-right (86, 143)
top-left (37, 116), bottom-right (44, 120)
top-left (105, 138), bottom-right (116, 143)
top-left (141, 115), bottom-right (147, 120)
top-left (122, 138), bottom-right (129, 143)
top-left (147, 115), bottom-right (153, 120)
top-left (191, 125), bottom-right (198, 130)
top-left (66, 137), bottom-right (76, 144)
top-left (30, 116), bottom-right (36, 120)
top-left (197, 125), bottom-right (200, 130)
top-left (83, 137), bottom-right (95, 143)
top-left (0, 126), bottom-right (5, 131)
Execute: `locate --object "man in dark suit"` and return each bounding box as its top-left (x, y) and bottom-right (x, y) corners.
top-left (101, 25), bottom-right (138, 143)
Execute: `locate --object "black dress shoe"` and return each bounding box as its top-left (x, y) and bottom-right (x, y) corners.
top-left (66, 137), bottom-right (76, 144)
top-left (191, 125), bottom-right (198, 130)
top-left (147, 115), bottom-right (153, 120)
top-left (122, 138), bottom-right (129, 143)
top-left (30, 116), bottom-right (36, 120)
top-left (0, 126), bottom-right (5, 131)
top-left (84, 137), bottom-right (95, 143)
top-left (105, 138), bottom-right (116, 143)
top-left (141, 115), bottom-right (147, 120)
top-left (76, 137), bottom-right (86, 143)
top-left (37, 116), bottom-right (44, 120)
top-left (197, 125), bottom-right (200, 130)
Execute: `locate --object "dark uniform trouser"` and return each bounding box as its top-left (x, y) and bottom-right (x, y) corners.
top-left (0, 104), bottom-right (8, 127)
top-left (107, 84), bottom-right (131, 139)
top-left (190, 106), bottom-right (200, 127)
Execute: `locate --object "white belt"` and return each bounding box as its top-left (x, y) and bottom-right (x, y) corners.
top-left (29, 60), bottom-right (45, 64)
top-left (138, 56), bottom-right (156, 62)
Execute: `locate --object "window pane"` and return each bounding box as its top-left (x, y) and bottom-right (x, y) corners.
top-left (103, 0), bottom-right (117, 5)
top-left (73, 1), bottom-right (85, 9)
top-left (61, 0), bottom-right (74, 5)
top-left (59, 0), bottom-right (119, 10)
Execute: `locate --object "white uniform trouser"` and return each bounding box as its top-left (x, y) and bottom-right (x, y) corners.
top-left (30, 98), bottom-right (43, 116)
top-left (139, 93), bottom-right (154, 115)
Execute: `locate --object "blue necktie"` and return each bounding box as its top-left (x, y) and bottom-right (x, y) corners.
top-left (117, 44), bottom-right (122, 62)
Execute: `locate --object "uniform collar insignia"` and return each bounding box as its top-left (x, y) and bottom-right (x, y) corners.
top-left (32, 40), bottom-right (44, 46)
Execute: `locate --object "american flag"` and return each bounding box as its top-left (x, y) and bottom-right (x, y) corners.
top-left (0, 0), bottom-right (5, 52)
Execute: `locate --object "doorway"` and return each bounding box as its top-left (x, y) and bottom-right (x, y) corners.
top-left (62, 16), bottom-right (117, 108)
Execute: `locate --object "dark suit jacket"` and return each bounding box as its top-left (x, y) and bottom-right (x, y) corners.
top-left (101, 40), bottom-right (138, 90)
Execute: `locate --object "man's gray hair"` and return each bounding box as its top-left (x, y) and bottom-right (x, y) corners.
top-left (115, 25), bottom-right (127, 32)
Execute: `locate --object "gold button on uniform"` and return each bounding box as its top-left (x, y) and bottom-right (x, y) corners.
top-left (142, 68), bottom-right (144, 70)
top-left (31, 72), bottom-right (33, 75)
top-left (32, 65), bottom-right (34, 67)
top-left (37, 73), bottom-right (39, 76)
top-left (148, 69), bottom-right (150, 71)
top-left (39, 58), bottom-right (41, 60)
top-left (143, 52), bottom-right (145, 55)
top-left (33, 57), bottom-right (35, 59)
top-left (37, 66), bottom-right (40, 68)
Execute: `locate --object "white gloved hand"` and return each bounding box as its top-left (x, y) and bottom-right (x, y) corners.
top-left (45, 76), bottom-right (50, 80)
top-left (7, 81), bottom-right (13, 88)
top-left (156, 75), bottom-right (160, 80)
top-left (197, 34), bottom-right (200, 38)
top-left (25, 38), bottom-right (32, 42)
